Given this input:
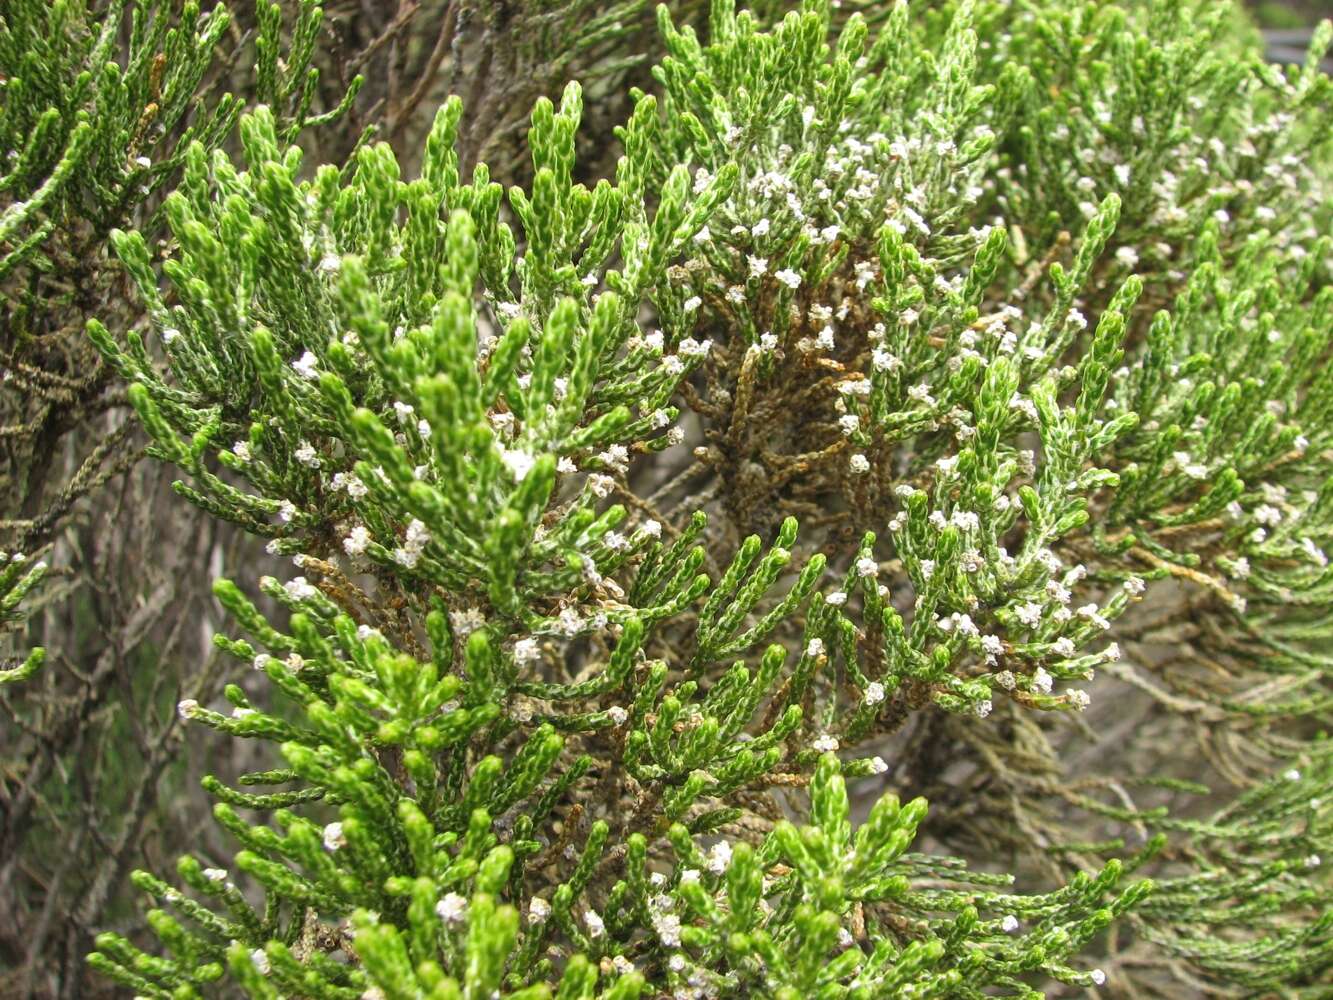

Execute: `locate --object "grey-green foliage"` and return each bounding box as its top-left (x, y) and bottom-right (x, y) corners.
top-left (0, 0), bottom-right (360, 287)
top-left (83, 0), bottom-right (1333, 997)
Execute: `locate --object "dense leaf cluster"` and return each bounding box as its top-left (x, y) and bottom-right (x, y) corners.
top-left (4, 0), bottom-right (1332, 997)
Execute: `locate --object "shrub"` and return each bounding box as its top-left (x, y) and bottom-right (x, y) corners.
top-left (83, 1), bottom-right (1333, 996)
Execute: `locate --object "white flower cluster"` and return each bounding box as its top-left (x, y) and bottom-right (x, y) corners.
top-left (393, 518), bottom-right (431, 568)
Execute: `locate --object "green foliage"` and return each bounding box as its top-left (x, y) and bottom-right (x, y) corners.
top-left (76, 0), bottom-right (1333, 997)
top-left (0, 548), bottom-right (46, 682)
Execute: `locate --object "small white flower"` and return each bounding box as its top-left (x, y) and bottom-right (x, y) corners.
top-left (748, 256), bottom-right (769, 278)
top-left (584, 473), bottom-right (615, 499)
top-left (872, 349), bottom-right (901, 373)
top-left (865, 681), bottom-right (885, 705)
top-left (177, 699), bottom-right (199, 720)
top-left (608, 706), bottom-right (629, 726)
top-left (318, 254), bottom-right (341, 274)
top-left (284, 577), bottom-right (317, 601)
top-left (1090, 969), bottom-right (1106, 986)
top-left (203, 867), bottom-right (228, 883)
top-left (775, 268), bottom-right (802, 289)
top-left (514, 638), bottom-right (542, 663)
top-left (706, 841), bottom-right (732, 874)
top-left (436, 892), bottom-right (468, 924)
top-left (500, 448), bottom-right (537, 481)
top-left (232, 441), bottom-right (252, 462)
top-left (1001, 915), bottom-right (1019, 933)
top-left (1286, 768), bottom-right (1302, 782)
top-left (343, 525), bottom-right (371, 556)
top-left (294, 441), bottom-right (319, 468)
top-left (683, 295), bottom-right (702, 312)
top-left (529, 897), bottom-right (551, 922)
top-left (849, 453), bottom-right (870, 474)
top-left (869, 756), bottom-right (888, 774)
top-left (1066, 688), bottom-right (1091, 710)
top-left (812, 734), bottom-right (840, 752)
top-left (1031, 668), bottom-right (1053, 695)
top-left (806, 638), bottom-right (825, 657)
top-left (449, 607), bottom-right (486, 635)
top-left (1254, 504), bottom-right (1283, 527)
top-left (856, 556), bottom-right (878, 577)
top-left (1045, 580), bottom-right (1071, 604)
top-left (1172, 451), bottom-right (1207, 479)
top-left (974, 700), bottom-right (993, 719)
top-left (952, 613), bottom-right (979, 638)
top-left (161, 327), bottom-right (181, 344)
top-left (292, 351), bottom-right (319, 379)
top-left (1076, 603), bottom-right (1111, 630)
top-left (642, 519), bottom-right (662, 539)
top-left (251, 948), bottom-right (270, 974)
top-left (1015, 603), bottom-right (1043, 627)
top-left (323, 822), bottom-right (346, 851)
top-left (826, 591), bottom-right (847, 606)
top-left (951, 510), bottom-right (980, 533)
